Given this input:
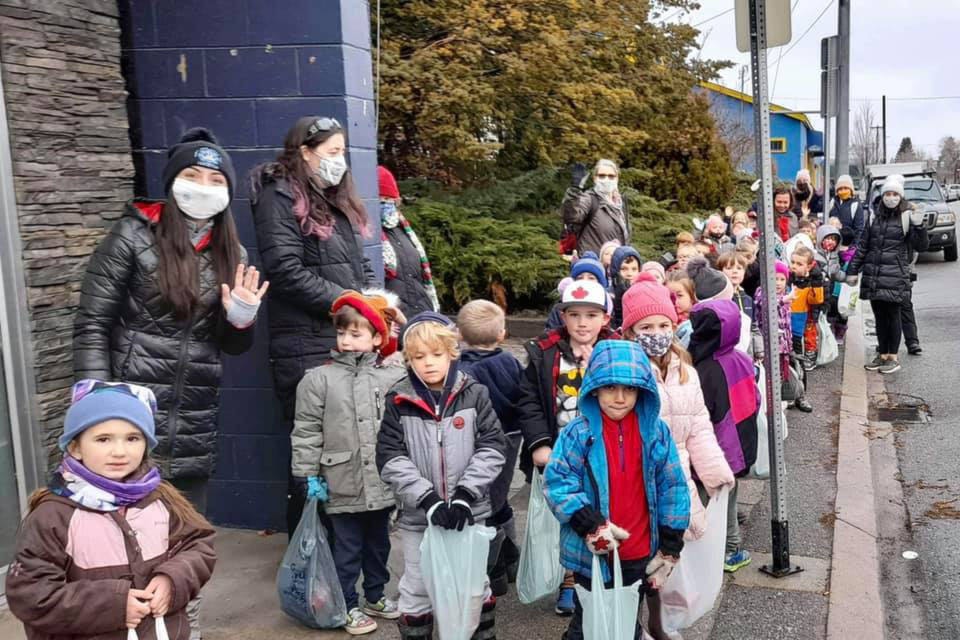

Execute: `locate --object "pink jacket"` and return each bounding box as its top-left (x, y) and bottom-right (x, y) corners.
top-left (654, 356), bottom-right (735, 539)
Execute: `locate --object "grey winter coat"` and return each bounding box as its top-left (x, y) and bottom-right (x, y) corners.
top-left (816, 225), bottom-right (846, 283)
top-left (376, 371), bottom-right (507, 531)
top-left (291, 351), bottom-right (406, 514)
top-left (561, 187), bottom-right (631, 256)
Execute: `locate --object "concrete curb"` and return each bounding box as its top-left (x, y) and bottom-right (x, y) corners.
top-left (826, 308), bottom-right (885, 639)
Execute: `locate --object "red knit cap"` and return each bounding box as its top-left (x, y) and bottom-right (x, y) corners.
top-left (331, 290), bottom-right (399, 356)
top-left (378, 165), bottom-right (400, 199)
top-left (621, 272), bottom-right (678, 331)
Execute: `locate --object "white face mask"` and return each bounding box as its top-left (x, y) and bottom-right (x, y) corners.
top-left (315, 154), bottom-right (348, 186)
top-left (172, 178), bottom-right (229, 220)
top-left (883, 194), bottom-right (901, 209)
top-left (595, 177), bottom-right (618, 195)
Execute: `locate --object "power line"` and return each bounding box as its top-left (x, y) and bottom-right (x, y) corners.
top-left (771, 0), bottom-right (836, 67)
top-left (771, 0), bottom-right (802, 99)
top-left (692, 7), bottom-right (734, 27)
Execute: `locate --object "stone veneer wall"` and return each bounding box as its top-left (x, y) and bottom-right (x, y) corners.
top-left (0, 1), bottom-right (134, 458)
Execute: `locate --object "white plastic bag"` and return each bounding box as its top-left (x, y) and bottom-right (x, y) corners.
top-left (735, 310), bottom-right (752, 354)
top-left (749, 366), bottom-right (770, 479)
top-left (421, 520), bottom-right (496, 640)
top-left (517, 470), bottom-right (563, 603)
top-left (816, 313), bottom-right (839, 365)
top-left (660, 487), bottom-right (730, 632)
top-left (276, 497), bottom-right (347, 629)
top-left (837, 282), bottom-right (859, 318)
top-left (574, 548), bottom-right (641, 640)
top-left (127, 616), bottom-right (169, 640)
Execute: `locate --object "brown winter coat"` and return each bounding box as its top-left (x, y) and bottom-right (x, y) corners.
top-left (5, 492), bottom-right (216, 640)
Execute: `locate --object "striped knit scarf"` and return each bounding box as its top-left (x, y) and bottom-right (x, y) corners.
top-left (381, 211), bottom-right (440, 312)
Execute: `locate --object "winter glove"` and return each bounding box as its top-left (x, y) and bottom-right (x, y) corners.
top-left (570, 162), bottom-right (589, 190)
top-left (306, 476), bottom-right (328, 502)
top-left (645, 551), bottom-right (680, 590)
top-left (585, 521), bottom-right (630, 555)
top-left (910, 209), bottom-right (925, 227)
top-left (845, 274), bottom-right (859, 286)
top-left (831, 268), bottom-right (848, 283)
top-left (448, 488), bottom-right (476, 531)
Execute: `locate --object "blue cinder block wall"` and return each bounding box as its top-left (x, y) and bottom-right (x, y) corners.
top-left (118, 0), bottom-right (380, 529)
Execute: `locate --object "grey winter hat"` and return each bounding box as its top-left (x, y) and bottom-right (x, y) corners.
top-left (686, 255), bottom-right (734, 302)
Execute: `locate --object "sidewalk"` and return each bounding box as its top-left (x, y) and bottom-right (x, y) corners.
top-left (1, 323), bottom-right (876, 639)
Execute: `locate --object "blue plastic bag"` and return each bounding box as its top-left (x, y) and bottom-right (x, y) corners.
top-left (276, 498), bottom-right (347, 629)
top-left (421, 519), bottom-right (496, 640)
top-left (517, 470), bottom-right (563, 603)
top-left (574, 548), bottom-right (641, 640)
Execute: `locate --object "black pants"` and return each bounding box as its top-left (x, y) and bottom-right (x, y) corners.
top-left (171, 477), bottom-right (209, 515)
top-left (326, 508), bottom-right (393, 611)
top-left (901, 293), bottom-right (919, 347)
top-left (871, 299), bottom-right (903, 355)
top-left (564, 557), bottom-right (650, 640)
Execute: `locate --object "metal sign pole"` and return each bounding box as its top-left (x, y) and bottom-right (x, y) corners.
top-left (824, 115), bottom-right (831, 221)
top-left (748, 0), bottom-right (802, 578)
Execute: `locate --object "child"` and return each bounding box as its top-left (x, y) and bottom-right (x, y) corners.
top-left (516, 278), bottom-right (616, 616)
top-left (672, 242), bottom-right (699, 273)
top-left (736, 233), bottom-right (762, 297)
top-left (6, 381), bottom-right (215, 640)
top-left (545, 253), bottom-right (610, 331)
top-left (783, 221), bottom-right (816, 267)
top-left (620, 278), bottom-right (734, 640)
top-left (376, 312), bottom-right (507, 639)
top-left (701, 213), bottom-right (730, 251)
top-left (717, 251), bottom-right (764, 360)
top-left (599, 239), bottom-right (621, 282)
top-left (642, 260), bottom-right (667, 284)
top-left (789, 245), bottom-right (825, 380)
top-left (676, 230), bottom-right (695, 251)
top-left (755, 261), bottom-right (795, 380)
top-left (816, 225), bottom-right (849, 342)
top-left (666, 269), bottom-right (697, 348)
top-left (544, 340), bottom-right (690, 640)
top-left (686, 300), bottom-right (761, 573)
top-left (611, 245), bottom-right (642, 329)
top-left (292, 290), bottom-right (406, 634)
top-left (457, 299), bottom-right (525, 596)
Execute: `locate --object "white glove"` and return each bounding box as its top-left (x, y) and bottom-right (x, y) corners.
top-left (585, 521), bottom-right (630, 555)
top-left (645, 551), bottom-right (680, 590)
top-left (910, 210), bottom-right (925, 227)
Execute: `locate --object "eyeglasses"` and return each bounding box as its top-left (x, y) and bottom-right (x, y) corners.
top-left (306, 117), bottom-right (343, 138)
top-left (71, 379), bottom-right (157, 415)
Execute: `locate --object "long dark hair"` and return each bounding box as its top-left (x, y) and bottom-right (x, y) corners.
top-left (251, 116), bottom-right (369, 238)
top-left (155, 197), bottom-right (243, 320)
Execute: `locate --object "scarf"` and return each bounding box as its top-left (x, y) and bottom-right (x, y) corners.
top-left (381, 210), bottom-right (440, 311)
top-left (50, 456), bottom-right (161, 512)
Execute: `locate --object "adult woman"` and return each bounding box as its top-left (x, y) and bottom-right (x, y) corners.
top-left (773, 186), bottom-right (799, 242)
top-left (847, 176), bottom-right (929, 374)
top-left (251, 116), bottom-right (376, 533)
top-left (377, 165), bottom-right (440, 316)
top-left (792, 169), bottom-right (823, 218)
top-left (561, 159), bottom-right (631, 257)
top-left (74, 128), bottom-right (267, 511)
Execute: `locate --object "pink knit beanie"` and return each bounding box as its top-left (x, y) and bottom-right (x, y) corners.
top-left (775, 260), bottom-right (790, 277)
top-left (621, 273), bottom-right (678, 330)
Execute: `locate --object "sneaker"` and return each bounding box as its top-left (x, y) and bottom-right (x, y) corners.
top-left (793, 397), bottom-right (813, 413)
top-left (362, 597), bottom-right (400, 620)
top-left (345, 608), bottom-right (378, 635)
top-left (907, 344), bottom-right (922, 356)
top-left (803, 354), bottom-right (818, 371)
top-left (555, 586), bottom-right (576, 616)
top-left (724, 549), bottom-right (752, 573)
top-left (864, 355), bottom-right (884, 371)
top-left (878, 360), bottom-right (902, 374)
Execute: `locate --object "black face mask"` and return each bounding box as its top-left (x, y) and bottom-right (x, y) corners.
top-left (796, 186), bottom-right (810, 198)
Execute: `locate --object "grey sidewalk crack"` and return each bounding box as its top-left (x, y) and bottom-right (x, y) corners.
top-left (835, 514), bottom-right (878, 540)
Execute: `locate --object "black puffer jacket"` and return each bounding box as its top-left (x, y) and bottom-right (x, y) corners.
top-left (73, 201), bottom-right (254, 480)
top-left (383, 225), bottom-right (434, 316)
top-left (252, 175), bottom-right (375, 408)
top-left (848, 201), bottom-right (929, 304)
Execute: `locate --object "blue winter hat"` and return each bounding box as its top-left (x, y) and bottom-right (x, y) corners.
top-left (570, 256), bottom-right (608, 288)
top-left (400, 310), bottom-right (455, 349)
top-left (60, 380), bottom-right (158, 451)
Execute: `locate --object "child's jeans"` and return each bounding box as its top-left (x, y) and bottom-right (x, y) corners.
top-left (564, 556), bottom-right (652, 640)
top-left (327, 507), bottom-right (393, 611)
top-left (397, 527), bottom-right (493, 615)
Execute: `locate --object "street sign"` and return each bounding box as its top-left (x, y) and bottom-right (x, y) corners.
top-left (735, 0), bottom-right (792, 52)
top-left (820, 36), bottom-right (839, 118)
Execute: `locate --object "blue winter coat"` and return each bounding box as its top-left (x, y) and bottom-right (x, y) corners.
top-left (544, 340), bottom-right (690, 581)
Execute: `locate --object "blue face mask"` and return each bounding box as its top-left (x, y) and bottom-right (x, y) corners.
top-left (380, 201), bottom-right (400, 227)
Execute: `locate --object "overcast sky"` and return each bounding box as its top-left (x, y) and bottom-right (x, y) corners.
top-left (677, 1), bottom-right (959, 163)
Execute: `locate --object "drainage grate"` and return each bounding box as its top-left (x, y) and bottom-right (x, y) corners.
top-left (874, 394), bottom-right (931, 423)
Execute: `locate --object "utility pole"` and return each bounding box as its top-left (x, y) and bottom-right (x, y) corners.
top-left (835, 0), bottom-right (851, 174)
top-left (882, 95), bottom-right (887, 164)
top-left (872, 126), bottom-right (883, 164)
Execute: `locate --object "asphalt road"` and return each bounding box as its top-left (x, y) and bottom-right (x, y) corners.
top-left (875, 250), bottom-right (960, 639)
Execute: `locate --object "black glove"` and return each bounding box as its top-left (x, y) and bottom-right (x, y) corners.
top-left (449, 488), bottom-right (476, 531)
top-left (290, 476), bottom-right (308, 499)
top-left (570, 162), bottom-right (589, 190)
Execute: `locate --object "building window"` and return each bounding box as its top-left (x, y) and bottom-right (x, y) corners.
top-left (770, 138), bottom-right (787, 153)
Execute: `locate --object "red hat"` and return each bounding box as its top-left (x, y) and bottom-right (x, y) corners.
top-left (621, 272), bottom-right (678, 331)
top-left (378, 165), bottom-right (400, 199)
top-left (331, 289), bottom-right (400, 355)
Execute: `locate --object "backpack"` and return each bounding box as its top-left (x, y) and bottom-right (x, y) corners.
top-left (558, 194), bottom-right (599, 255)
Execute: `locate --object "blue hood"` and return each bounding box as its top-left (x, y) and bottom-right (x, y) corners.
top-left (580, 339), bottom-right (662, 421)
top-left (611, 246), bottom-right (642, 274)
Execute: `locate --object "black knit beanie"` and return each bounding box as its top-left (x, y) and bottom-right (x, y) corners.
top-left (686, 255), bottom-right (732, 301)
top-left (161, 127), bottom-right (236, 200)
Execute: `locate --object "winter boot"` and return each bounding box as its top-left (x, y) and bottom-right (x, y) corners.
top-left (398, 613), bottom-right (433, 639)
top-left (470, 598), bottom-right (497, 640)
top-left (501, 536), bottom-right (521, 584)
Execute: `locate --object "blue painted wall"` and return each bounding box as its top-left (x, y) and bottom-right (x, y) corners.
top-left (118, 0), bottom-right (379, 529)
top-left (703, 90), bottom-right (818, 183)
